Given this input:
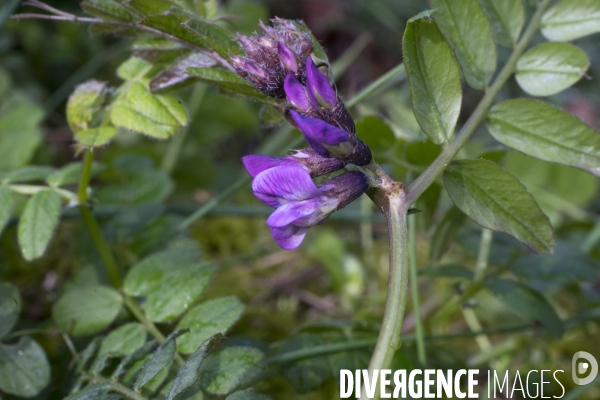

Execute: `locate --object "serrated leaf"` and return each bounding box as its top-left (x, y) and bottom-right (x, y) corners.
top-left (429, 0), bottom-right (496, 90)
top-left (478, 0), bottom-right (525, 48)
top-left (225, 388), bottom-right (273, 400)
top-left (429, 206), bottom-right (466, 263)
top-left (46, 162), bottom-right (105, 188)
top-left (187, 67), bottom-right (276, 104)
top-left (488, 279), bottom-right (564, 337)
top-left (176, 297), bottom-right (245, 354)
top-left (541, 0), bottom-right (600, 42)
top-left (0, 282), bottom-right (21, 338)
top-left (0, 101), bottom-right (44, 171)
top-left (168, 334), bottom-right (222, 400)
top-left (150, 52), bottom-right (216, 92)
top-left (403, 17), bottom-right (461, 144)
top-left (515, 42), bottom-right (589, 97)
top-left (135, 329), bottom-right (187, 390)
top-left (76, 126), bottom-right (119, 148)
top-left (0, 188), bottom-right (14, 238)
top-left (53, 285), bottom-right (123, 336)
top-left (0, 337), bottom-right (50, 397)
top-left (184, 17), bottom-right (241, 58)
top-left (0, 166), bottom-right (56, 184)
top-left (443, 159), bottom-right (554, 253)
top-left (487, 99), bottom-right (600, 176)
top-left (123, 248), bottom-right (215, 322)
top-left (199, 347), bottom-right (265, 395)
top-left (81, 0), bottom-right (134, 21)
top-left (98, 323), bottom-right (147, 357)
top-left (18, 190), bottom-right (62, 261)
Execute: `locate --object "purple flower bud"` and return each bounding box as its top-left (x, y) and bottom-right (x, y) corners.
top-left (230, 56), bottom-right (246, 71)
top-left (258, 36), bottom-right (276, 49)
top-left (238, 36), bottom-right (262, 58)
top-left (246, 61), bottom-right (268, 81)
top-left (251, 165), bottom-right (369, 249)
top-left (284, 74), bottom-right (311, 113)
top-left (306, 57), bottom-right (336, 110)
top-left (290, 110), bottom-right (353, 159)
top-left (277, 42), bottom-right (298, 73)
top-left (242, 149), bottom-right (345, 178)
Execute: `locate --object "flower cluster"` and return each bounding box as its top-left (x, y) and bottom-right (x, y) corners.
top-left (234, 19), bottom-right (374, 249)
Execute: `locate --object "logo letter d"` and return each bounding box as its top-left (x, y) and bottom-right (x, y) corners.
top-left (572, 351), bottom-right (598, 385)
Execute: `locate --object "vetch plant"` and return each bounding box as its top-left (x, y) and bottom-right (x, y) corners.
top-left (1, 0), bottom-right (600, 399)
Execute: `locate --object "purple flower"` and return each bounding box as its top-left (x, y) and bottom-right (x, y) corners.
top-left (284, 74), bottom-right (311, 113)
top-left (289, 110), bottom-right (353, 158)
top-left (251, 165), bottom-right (369, 249)
top-left (277, 42), bottom-right (298, 73)
top-left (306, 57), bottom-right (336, 109)
top-left (242, 149), bottom-right (345, 178)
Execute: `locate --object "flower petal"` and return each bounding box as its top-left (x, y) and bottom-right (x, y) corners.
top-left (289, 110), bottom-right (351, 158)
top-left (242, 154), bottom-right (299, 178)
top-left (306, 57), bottom-right (336, 109)
top-left (270, 225), bottom-right (309, 250)
top-left (252, 165), bottom-right (321, 207)
top-left (278, 42), bottom-right (298, 73)
top-left (284, 74), bottom-right (311, 113)
top-left (266, 199), bottom-right (321, 227)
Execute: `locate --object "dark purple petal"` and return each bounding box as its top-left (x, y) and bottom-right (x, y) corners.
top-left (277, 42), bottom-right (298, 73)
top-left (319, 171), bottom-right (369, 208)
top-left (306, 57), bottom-right (336, 109)
top-left (289, 110), bottom-right (351, 158)
top-left (252, 165), bottom-right (321, 207)
top-left (242, 154), bottom-right (300, 178)
top-left (284, 75), bottom-right (311, 113)
top-left (270, 225), bottom-right (309, 250)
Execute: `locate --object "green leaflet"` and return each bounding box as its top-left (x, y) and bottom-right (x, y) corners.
top-left (199, 347), bottom-right (265, 395)
top-left (487, 99), bottom-right (600, 176)
top-left (443, 159), bottom-right (554, 253)
top-left (0, 337), bottom-right (51, 397)
top-left (429, 0), bottom-right (496, 90)
top-left (403, 16), bottom-right (461, 144)
top-left (0, 282), bottom-right (21, 339)
top-left (515, 42), bottom-right (589, 97)
top-left (17, 189), bottom-right (62, 261)
top-left (478, 0), bottom-right (525, 48)
top-left (541, 0), bottom-right (600, 42)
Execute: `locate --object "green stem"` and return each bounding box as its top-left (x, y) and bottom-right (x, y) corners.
top-left (81, 372), bottom-right (148, 400)
top-left (474, 228), bottom-right (493, 282)
top-left (408, 214), bottom-right (426, 366)
top-left (362, 187), bottom-right (410, 400)
top-left (406, 0), bottom-right (552, 205)
top-left (78, 149), bottom-right (94, 203)
top-left (346, 63), bottom-right (406, 108)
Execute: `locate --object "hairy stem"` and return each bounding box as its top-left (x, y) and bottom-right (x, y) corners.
top-left (362, 185), bottom-right (410, 400)
top-left (406, 0), bottom-right (552, 205)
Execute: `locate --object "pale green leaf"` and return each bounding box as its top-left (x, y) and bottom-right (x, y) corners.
top-left (516, 42), bottom-right (589, 96)
top-left (53, 285), bottom-right (123, 336)
top-left (488, 279), bottom-right (564, 337)
top-left (66, 80), bottom-right (108, 133)
top-left (168, 334), bottom-right (222, 400)
top-left (98, 323), bottom-right (147, 357)
top-left (199, 347), bottom-right (265, 395)
top-left (0, 187), bottom-right (14, 238)
top-left (541, 0), bottom-right (600, 42)
top-left (75, 126), bottom-right (119, 148)
top-left (17, 190), bottom-right (62, 261)
top-left (135, 329), bottom-right (187, 390)
top-left (176, 297), bottom-right (245, 354)
top-left (443, 159), bottom-right (554, 253)
top-left (0, 282), bottom-right (21, 338)
top-left (0, 337), bottom-right (50, 397)
top-left (478, 0), bottom-right (525, 47)
top-left (429, 0), bottom-right (496, 90)
top-left (487, 99), bottom-right (600, 176)
top-left (403, 17), bottom-right (461, 143)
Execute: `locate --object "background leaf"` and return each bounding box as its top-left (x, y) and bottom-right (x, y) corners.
top-left (17, 189), bottom-right (62, 261)
top-left (487, 99), bottom-right (600, 176)
top-left (135, 329), bottom-right (187, 390)
top-left (46, 162), bottom-right (105, 188)
top-left (0, 166), bottom-right (55, 184)
top-left (0, 337), bottom-right (51, 397)
top-left (443, 159), bottom-right (554, 253)
top-left (0, 187), bottom-right (14, 238)
top-left (403, 16), bottom-right (461, 144)
top-left (0, 100), bottom-right (44, 171)
top-left (541, 0), bottom-right (600, 41)
top-left (515, 42), bottom-right (589, 97)
top-left (199, 347), bottom-right (265, 395)
top-left (0, 282), bottom-right (21, 339)
top-left (226, 388), bottom-right (273, 400)
top-left (53, 285), bottom-right (123, 336)
top-left (176, 296), bottom-right (245, 354)
top-left (478, 0), bottom-right (525, 48)
top-left (429, 0), bottom-right (496, 90)
top-left (488, 279), bottom-right (565, 338)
